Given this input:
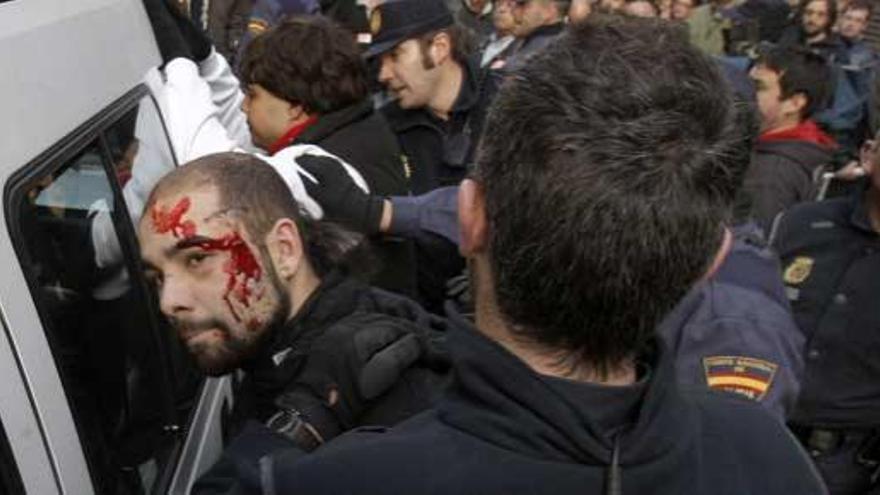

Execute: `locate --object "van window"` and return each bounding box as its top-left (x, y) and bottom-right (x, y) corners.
top-left (6, 90), bottom-right (202, 495)
top-left (0, 419), bottom-right (24, 495)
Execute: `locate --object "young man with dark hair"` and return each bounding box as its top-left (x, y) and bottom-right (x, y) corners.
top-left (137, 152), bottom-right (448, 493)
top-left (744, 44), bottom-right (835, 228)
top-left (772, 129), bottom-right (880, 495)
top-left (367, 0), bottom-right (485, 193)
top-left (779, 0), bottom-right (846, 62)
top-left (263, 17), bottom-right (825, 494)
top-left (237, 15), bottom-right (408, 201)
top-left (838, 0), bottom-right (877, 68)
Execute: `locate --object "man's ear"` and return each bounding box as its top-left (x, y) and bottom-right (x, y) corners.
top-left (458, 179), bottom-right (489, 257)
top-left (265, 218), bottom-right (306, 280)
top-left (287, 104), bottom-right (309, 126)
top-left (430, 32), bottom-right (452, 66)
top-left (782, 92), bottom-right (808, 121)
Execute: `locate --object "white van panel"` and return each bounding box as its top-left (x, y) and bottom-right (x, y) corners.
top-left (0, 0), bottom-right (160, 177)
top-left (0, 313), bottom-right (59, 494)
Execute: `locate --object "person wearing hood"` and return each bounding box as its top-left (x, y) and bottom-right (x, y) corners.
top-left (744, 44), bottom-right (835, 230)
top-left (262, 17), bottom-right (826, 495)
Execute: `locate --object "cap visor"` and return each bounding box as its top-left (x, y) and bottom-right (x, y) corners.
top-left (363, 39), bottom-right (401, 59)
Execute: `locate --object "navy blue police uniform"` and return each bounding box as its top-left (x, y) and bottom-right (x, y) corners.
top-left (772, 190), bottom-right (880, 494)
top-left (659, 223), bottom-right (805, 420)
top-left (365, 0), bottom-right (494, 194)
top-left (264, 309), bottom-right (826, 495)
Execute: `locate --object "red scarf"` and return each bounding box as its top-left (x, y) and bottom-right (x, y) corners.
top-left (267, 115), bottom-right (319, 156)
top-left (758, 120), bottom-right (836, 149)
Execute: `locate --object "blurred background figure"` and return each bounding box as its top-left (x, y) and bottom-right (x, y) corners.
top-left (568, 0), bottom-right (594, 22)
top-left (670, 0), bottom-right (697, 20)
top-left (481, 0), bottom-right (517, 66)
top-left (623, 0), bottom-right (659, 17)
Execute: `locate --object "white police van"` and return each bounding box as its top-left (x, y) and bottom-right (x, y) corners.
top-left (0, 0), bottom-right (230, 493)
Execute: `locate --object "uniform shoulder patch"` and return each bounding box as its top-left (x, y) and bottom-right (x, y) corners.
top-left (702, 356), bottom-right (778, 401)
top-left (783, 256), bottom-right (814, 285)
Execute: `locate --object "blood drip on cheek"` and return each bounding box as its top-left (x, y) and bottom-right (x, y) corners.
top-left (151, 197), bottom-right (196, 238)
top-left (192, 233), bottom-right (264, 324)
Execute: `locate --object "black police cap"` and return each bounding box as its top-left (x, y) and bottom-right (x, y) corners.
top-left (363, 0), bottom-right (455, 58)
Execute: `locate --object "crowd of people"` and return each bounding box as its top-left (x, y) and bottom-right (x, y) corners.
top-left (128, 0), bottom-right (880, 493)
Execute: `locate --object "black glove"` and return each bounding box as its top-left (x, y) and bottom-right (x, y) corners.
top-left (164, 0), bottom-right (214, 62)
top-left (142, 0), bottom-right (192, 65)
top-left (269, 313), bottom-right (423, 450)
top-left (298, 155), bottom-right (386, 235)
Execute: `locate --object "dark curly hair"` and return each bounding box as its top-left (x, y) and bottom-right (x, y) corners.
top-left (239, 15), bottom-right (369, 114)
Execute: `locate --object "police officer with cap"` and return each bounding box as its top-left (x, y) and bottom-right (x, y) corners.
top-left (771, 132), bottom-right (880, 494)
top-left (366, 0), bottom-right (491, 194)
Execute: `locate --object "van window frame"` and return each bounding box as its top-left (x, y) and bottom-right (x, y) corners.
top-left (3, 84), bottom-right (201, 495)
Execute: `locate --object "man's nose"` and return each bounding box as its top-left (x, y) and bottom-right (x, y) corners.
top-left (159, 274), bottom-right (193, 318)
top-left (378, 58), bottom-right (393, 83)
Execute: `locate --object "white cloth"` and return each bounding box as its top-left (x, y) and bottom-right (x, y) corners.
top-left (92, 50), bottom-right (368, 270)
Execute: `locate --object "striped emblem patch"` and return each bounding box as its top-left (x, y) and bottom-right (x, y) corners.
top-left (702, 356), bottom-right (778, 401)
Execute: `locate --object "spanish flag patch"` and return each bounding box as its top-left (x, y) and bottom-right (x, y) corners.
top-left (702, 356), bottom-right (778, 401)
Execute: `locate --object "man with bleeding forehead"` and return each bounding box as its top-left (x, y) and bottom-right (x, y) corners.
top-left (138, 152), bottom-right (448, 492)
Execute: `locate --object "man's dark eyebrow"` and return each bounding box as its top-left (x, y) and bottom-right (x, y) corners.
top-left (165, 235), bottom-right (215, 257)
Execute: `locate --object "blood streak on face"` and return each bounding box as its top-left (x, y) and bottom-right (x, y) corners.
top-left (151, 197), bottom-right (197, 238)
top-left (150, 197), bottom-right (266, 327)
top-left (192, 233), bottom-right (264, 324)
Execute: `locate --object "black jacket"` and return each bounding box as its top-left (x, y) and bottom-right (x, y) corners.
top-left (295, 100), bottom-right (418, 298)
top-left (271, 310), bottom-right (826, 495)
top-left (504, 22), bottom-right (565, 71)
top-left (381, 57), bottom-right (492, 194)
top-left (230, 273), bottom-right (449, 427)
top-left (743, 136), bottom-right (832, 229)
top-left (192, 273), bottom-right (450, 495)
top-left (295, 98), bottom-right (409, 197)
top-left (773, 192), bottom-right (880, 427)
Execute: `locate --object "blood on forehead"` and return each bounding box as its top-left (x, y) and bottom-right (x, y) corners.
top-left (150, 196), bottom-right (265, 325)
top-left (151, 197), bottom-right (196, 238)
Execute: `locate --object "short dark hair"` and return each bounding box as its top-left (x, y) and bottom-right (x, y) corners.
top-left (474, 16), bottom-right (752, 374)
top-left (843, 0), bottom-right (872, 17)
top-left (417, 24), bottom-right (475, 68)
top-left (239, 16), bottom-right (369, 114)
top-left (145, 152), bottom-right (365, 277)
top-left (799, 0), bottom-right (837, 33)
top-left (756, 44), bottom-right (832, 120)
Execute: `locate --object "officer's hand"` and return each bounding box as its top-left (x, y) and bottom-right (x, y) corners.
top-left (297, 155), bottom-right (386, 235)
top-left (142, 0), bottom-right (193, 65)
top-left (163, 0), bottom-right (214, 62)
top-left (270, 313), bottom-right (423, 449)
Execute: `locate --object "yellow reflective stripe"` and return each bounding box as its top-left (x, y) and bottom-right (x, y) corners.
top-left (707, 375), bottom-right (769, 392)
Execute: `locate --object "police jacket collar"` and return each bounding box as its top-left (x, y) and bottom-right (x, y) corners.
top-left (439, 307), bottom-right (696, 467)
top-left (295, 99), bottom-right (375, 145)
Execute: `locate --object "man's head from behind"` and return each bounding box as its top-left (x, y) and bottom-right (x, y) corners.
top-left (839, 0), bottom-right (872, 40)
top-left (749, 45), bottom-right (831, 132)
top-left (138, 153), bottom-right (333, 375)
top-left (459, 16), bottom-right (751, 376)
top-left (239, 16), bottom-right (369, 150)
top-left (510, 0), bottom-right (569, 37)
